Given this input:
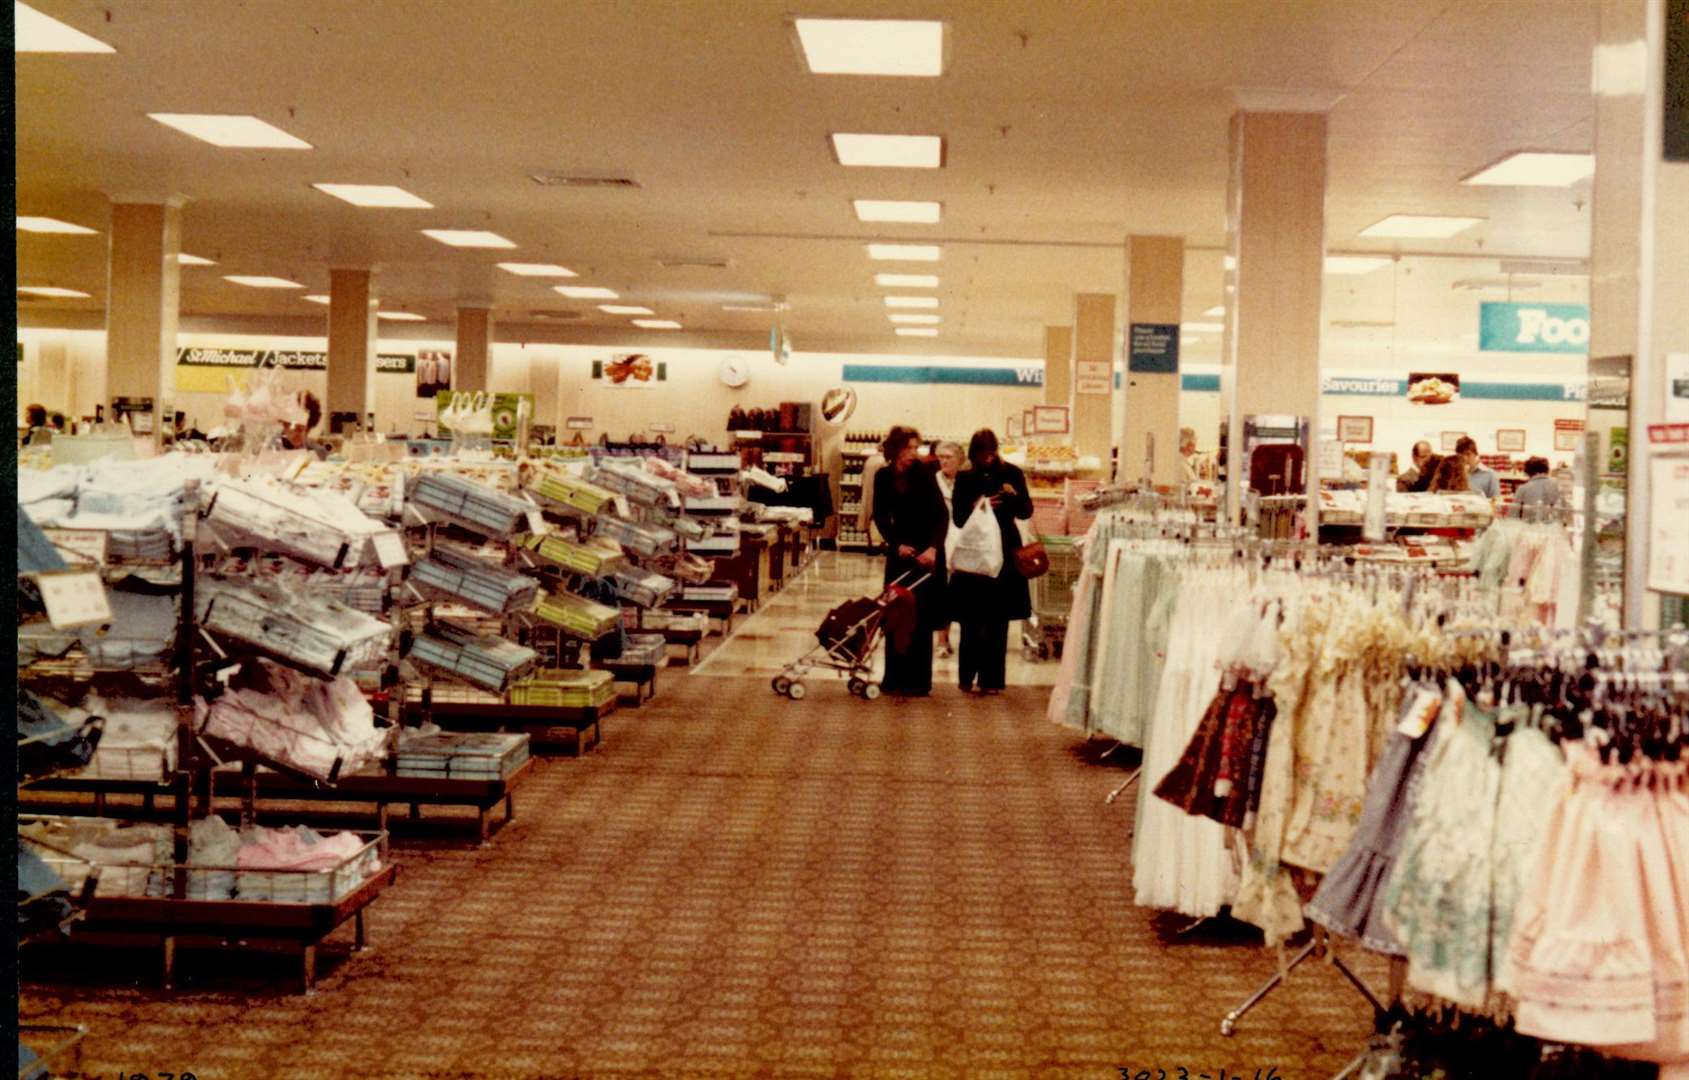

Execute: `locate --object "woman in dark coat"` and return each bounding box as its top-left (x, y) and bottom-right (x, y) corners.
top-left (949, 428), bottom-right (1032, 695)
top-left (872, 425), bottom-right (948, 698)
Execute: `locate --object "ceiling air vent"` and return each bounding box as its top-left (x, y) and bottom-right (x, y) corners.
top-left (529, 309), bottom-right (584, 320)
top-left (1497, 259), bottom-right (1586, 278)
top-left (528, 172), bottom-right (641, 189)
top-left (657, 256), bottom-right (732, 270)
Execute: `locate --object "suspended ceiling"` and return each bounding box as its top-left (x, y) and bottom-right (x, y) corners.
top-left (14, 0), bottom-right (1600, 357)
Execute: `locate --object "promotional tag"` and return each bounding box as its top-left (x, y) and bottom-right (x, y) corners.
top-left (35, 570), bottom-right (113, 629)
top-left (371, 531), bottom-right (410, 570)
top-left (43, 529), bottom-right (108, 566)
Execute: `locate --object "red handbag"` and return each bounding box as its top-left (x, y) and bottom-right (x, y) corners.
top-left (1014, 529), bottom-right (1050, 579)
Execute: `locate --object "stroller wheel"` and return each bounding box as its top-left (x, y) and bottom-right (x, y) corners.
top-left (861, 683), bottom-right (881, 701)
top-left (847, 678), bottom-right (866, 697)
top-left (786, 680), bottom-right (807, 701)
top-left (773, 676), bottom-right (792, 696)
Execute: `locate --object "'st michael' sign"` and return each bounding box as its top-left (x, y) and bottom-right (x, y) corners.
top-left (1479, 301), bottom-right (1591, 354)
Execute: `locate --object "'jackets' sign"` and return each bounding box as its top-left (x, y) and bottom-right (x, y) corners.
top-left (1479, 302), bottom-right (1590, 354)
top-left (176, 347), bottom-right (327, 370)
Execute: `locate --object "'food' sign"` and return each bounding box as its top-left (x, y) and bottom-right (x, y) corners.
top-left (1479, 302), bottom-right (1590, 354)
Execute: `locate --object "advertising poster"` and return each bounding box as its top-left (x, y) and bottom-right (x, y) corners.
top-left (416, 350), bottom-right (452, 398)
top-left (592, 353), bottom-right (666, 388)
top-left (1406, 373), bottom-right (1460, 406)
top-left (435, 391), bottom-right (533, 441)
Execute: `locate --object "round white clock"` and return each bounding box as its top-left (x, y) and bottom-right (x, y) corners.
top-left (718, 355), bottom-right (750, 389)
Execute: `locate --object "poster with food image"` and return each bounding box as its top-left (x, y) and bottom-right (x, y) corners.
top-left (1406, 373), bottom-right (1460, 405)
top-left (593, 353), bottom-right (666, 388)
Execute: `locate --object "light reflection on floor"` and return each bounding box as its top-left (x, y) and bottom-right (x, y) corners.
top-left (691, 550), bottom-right (1061, 688)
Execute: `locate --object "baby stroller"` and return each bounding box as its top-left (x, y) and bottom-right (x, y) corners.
top-left (772, 571), bottom-right (931, 701)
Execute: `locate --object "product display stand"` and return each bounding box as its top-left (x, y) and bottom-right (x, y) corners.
top-left (1217, 924), bottom-right (1384, 1037)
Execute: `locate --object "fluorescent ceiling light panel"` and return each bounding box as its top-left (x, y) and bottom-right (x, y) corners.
top-left (896, 328), bottom-right (939, 337)
top-left (889, 313), bottom-right (941, 324)
top-left (224, 275), bottom-right (303, 289)
top-left (555, 285), bottom-right (618, 299)
top-left (497, 262), bottom-right (576, 277)
top-left (867, 243), bottom-right (940, 262)
top-left (17, 216), bottom-right (97, 235)
top-left (17, 285), bottom-right (91, 298)
top-left (1360, 214), bottom-right (1485, 239)
top-left (793, 18), bottom-right (944, 77)
top-left (1325, 256), bottom-right (1392, 275)
top-left (313, 183), bottom-right (432, 208)
top-left (14, 2), bottom-right (114, 52)
top-left (885, 296), bottom-right (939, 309)
top-left (377, 311), bottom-right (427, 321)
top-left (148, 113), bottom-right (311, 149)
top-left (176, 253), bottom-right (215, 266)
top-left (422, 229), bottom-right (515, 249)
top-left (632, 319), bottom-right (682, 329)
top-left (1461, 151), bottom-right (1594, 187)
top-left (874, 273), bottom-right (939, 287)
top-left (1203, 305), bottom-right (1225, 317)
top-left (1180, 322), bottom-right (1224, 333)
top-left (599, 305), bottom-right (654, 315)
top-left (831, 133), bottom-right (943, 169)
top-left (303, 295), bottom-right (331, 304)
top-left (853, 199), bottom-right (941, 224)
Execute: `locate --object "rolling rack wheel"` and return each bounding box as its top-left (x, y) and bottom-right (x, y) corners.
top-left (861, 683), bottom-right (881, 701)
top-left (786, 681), bottom-right (807, 701)
top-left (772, 675), bottom-right (792, 696)
top-left (847, 678), bottom-right (866, 697)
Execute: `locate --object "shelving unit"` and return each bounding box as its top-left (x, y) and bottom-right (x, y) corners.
top-left (837, 434), bottom-right (876, 551)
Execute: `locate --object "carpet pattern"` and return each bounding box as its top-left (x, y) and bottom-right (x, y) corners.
top-left (20, 678), bottom-right (1384, 1079)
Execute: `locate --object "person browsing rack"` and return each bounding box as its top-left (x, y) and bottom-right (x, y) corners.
top-left (871, 426), bottom-right (948, 699)
top-left (949, 429), bottom-right (1033, 696)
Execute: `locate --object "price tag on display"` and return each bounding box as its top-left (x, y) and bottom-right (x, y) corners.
top-left (525, 509), bottom-right (551, 536)
top-left (34, 570), bottom-right (112, 629)
top-left (43, 529), bottom-right (108, 566)
top-left (371, 530), bottom-right (411, 570)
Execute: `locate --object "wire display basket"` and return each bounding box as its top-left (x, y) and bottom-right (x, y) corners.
top-left (587, 460), bottom-right (680, 509)
top-left (411, 545), bottom-right (540, 615)
top-left (532, 591), bottom-right (622, 640)
top-left (609, 567), bottom-right (676, 609)
top-left (508, 668), bottom-right (616, 708)
top-left (198, 579), bottom-right (394, 676)
top-left (409, 624), bottom-right (538, 692)
top-left (526, 467), bottom-right (616, 515)
top-left (411, 472), bottom-right (533, 537)
top-left (519, 533), bottom-right (626, 578)
top-left (593, 515), bottom-right (677, 557)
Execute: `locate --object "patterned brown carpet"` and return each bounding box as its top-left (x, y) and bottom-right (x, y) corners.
top-left (19, 677), bottom-right (1385, 1079)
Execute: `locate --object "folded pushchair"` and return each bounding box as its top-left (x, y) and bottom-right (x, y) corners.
top-left (771, 572), bottom-right (929, 701)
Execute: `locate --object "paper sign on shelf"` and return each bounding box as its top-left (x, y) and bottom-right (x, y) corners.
top-left (35, 570), bottom-right (112, 629)
top-left (1648, 455), bottom-right (1689, 596)
top-left (43, 529), bottom-right (108, 566)
top-left (1363, 456), bottom-right (1390, 542)
top-left (371, 531), bottom-right (411, 570)
top-left (1666, 354), bottom-right (1689, 422)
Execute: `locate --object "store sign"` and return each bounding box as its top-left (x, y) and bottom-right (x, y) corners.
top-left (1076, 360), bottom-right (1110, 395)
top-left (1479, 302), bottom-right (1590, 353)
top-left (842, 364), bottom-right (1044, 386)
top-left (176, 347), bottom-right (327, 370)
top-left (1128, 323), bottom-right (1179, 374)
top-left (375, 353), bottom-right (415, 374)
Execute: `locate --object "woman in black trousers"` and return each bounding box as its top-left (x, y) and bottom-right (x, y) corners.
top-left (949, 429), bottom-right (1032, 695)
top-left (872, 425), bottom-right (948, 698)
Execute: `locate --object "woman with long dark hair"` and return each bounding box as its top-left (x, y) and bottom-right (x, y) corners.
top-left (871, 425), bottom-right (948, 698)
top-left (949, 428), bottom-right (1032, 695)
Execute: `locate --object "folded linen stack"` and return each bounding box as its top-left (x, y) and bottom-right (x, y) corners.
top-left (409, 623), bottom-right (537, 692)
top-left (649, 551), bottom-right (713, 584)
top-left (508, 668), bottom-right (615, 709)
top-left (78, 696), bottom-right (177, 780)
top-left (204, 478), bottom-right (401, 569)
top-left (593, 514), bottom-right (677, 557)
top-left (526, 466), bottom-right (616, 514)
top-left (195, 660), bottom-right (391, 780)
top-left (412, 545), bottom-right (539, 615)
top-left (198, 578), bottom-right (394, 676)
top-left (234, 825), bottom-right (381, 903)
top-left (532, 590), bottom-right (622, 639)
top-left (394, 730), bottom-right (529, 780)
top-left (618, 633), bottom-right (668, 665)
top-left (587, 460), bottom-right (680, 508)
top-left (641, 455), bottom-right (716, 500)
top-left (519, 533), bottom-right (626, 578)
top-left (18, 820), bottom-right (173, 898)
top-left (79, 585), bottom-right (179, 670)
top-left (609, 566), bottom-right (676, 608)
top-left (186, 815), bottom-right (240, 900)
top-left (410, 472), bottom-right (532, 536)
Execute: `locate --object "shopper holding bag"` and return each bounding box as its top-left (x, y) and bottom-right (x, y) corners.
top-left (949, 428), bottom-right (1033, 695)
top-left (871, 426), bottom-right (948, 699)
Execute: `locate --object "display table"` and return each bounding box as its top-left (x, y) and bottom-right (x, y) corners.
top-left (602, 659), bottom-right (659, 705)
top-left (408, 700), bottom-right (614, 756)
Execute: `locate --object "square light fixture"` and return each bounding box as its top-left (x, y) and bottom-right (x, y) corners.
top-left (884, 296), bottom-right (939, 309)
top-left (224, 275), bottom-right (304, 288)
top-left (1461, 151), bottom-right (1594, 187)
top-left (17, 285), bottom-right (91, 298)
top-left (1203, 305), bottom-right (1225, 317)
top-left (377, 311), bottom-right (427, 321)
top-left (867, 243), bottom-right (940, 262)
top-left (889, 313), bottom-right (941, 324)
top-left (555, 285), bottom-right (618, 299)
top-left (830, 132), bottom-right (944, 169)
top-left (1324, 256), bottom-right (1392, 275)
top-left (148, 113), bottom-right (312, 149)
top-left (793, 18), bottom-right (944, 77)
top-left (600, 305), bottom-right (654, 315)
top-left (17, 216), bottom-right (97, 235)
top-left (875, 273), bottom-right (939, 287)
top-left (1180, 322), bottom-right (1224, 333)
top-left (313, 183), bottom-right (432, 208)
top-left (1360, 214), bottom-right (1484, 239)
top-left (853, 199), bottom-right (941, 224)
top-left (497, 262), bottom-right (577, 277)
top-left (896, 327), bottom-right (939, 337)
top-left (14, 2), bottom-right (114, 52)
top-left (422, 229), bottom-right (516, 249)
top-left (632, 319), bottom-right (682, 330)
top-left (176, 253), bottom-right (216, 266)
top-left (303, 295), bottom-right (331, 304)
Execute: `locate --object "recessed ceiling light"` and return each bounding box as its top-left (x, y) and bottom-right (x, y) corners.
top-left (875, 273), bottom-right (939, 287)
top-left (867, 243), bottom-right (940, 262)
top-left (422, 229), bottom-right (516, 249)
top-left (497, 262), bottom-right (577, 277)
top-left (1461, 151), bottom-right (1594, 187)
top-left (831, 132), bottom-right (944, 169)
top-left (1325, 256), bottom-right (1392, 275)
top-left (854, 199), bottom-right (941, 224)
top-left (224, 275), bottom-right (304, 289)
top-left (793, 18), bottom-right (945, 77)
top-left (377, 311), bottom-right (427, 321)
top-left (1360, 214), bottom-right (1485, 239)
top-left (303, 295), bottom-right (331, 304)
top-left (889, 313), bottom-right (942, 324)
top-left (16, 216), bottom-right (97, 235)
top-left (313, 183), bottom-right (432, 209)
top-left (896, 328), bottom-right (939, 337)
top-left (600, 305), bottom-right (654, 315)
top-left (148, 113), bottom-right (312, 149)
top-left (17, 285), bottom-right (91, 298)
top-left (14, 2), bottom-right (114, 52)
top-left (1203, 305), bottom-right (1225, 317)
top-left (632, 319), bottom-right (682, 329)
top-left (176, 253), bottom-right (216, 266)
top-left (1180, 322), bottom-right (1224, 333)
top-left (556, 285), bottom-right (618, 299)
top-left (885, 296), bottom-right (939, 309)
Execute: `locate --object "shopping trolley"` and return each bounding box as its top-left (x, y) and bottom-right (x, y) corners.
top-left (772, 571), bottom-right (931, 701)
top-left (1022, 536), bottom-right (1081, 660)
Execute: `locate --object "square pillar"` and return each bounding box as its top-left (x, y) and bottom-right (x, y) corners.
top-left (455, 307), bottom-right (493, 392)
top-left (1042, 325), bottom-right (1073, 407)
top-left (328, 268), bottom-right (376, 419)
top-left (1070, 293), bottom-right (1116, 467)
top-left (104, 199), bottom-right (182, 443)
top-left (1122, 235), bottom-right (1185, 486)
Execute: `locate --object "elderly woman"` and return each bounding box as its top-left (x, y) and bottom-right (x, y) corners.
top-left (929, 440), bottom-right (963, 657)
top-left (948, 429), bottom-right (1032, 695)
top-left (872, 425), bottom-right (948, 698)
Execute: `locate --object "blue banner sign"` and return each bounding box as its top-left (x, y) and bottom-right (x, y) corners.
top-left (1479, 302), bottom-right (1590, 353)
